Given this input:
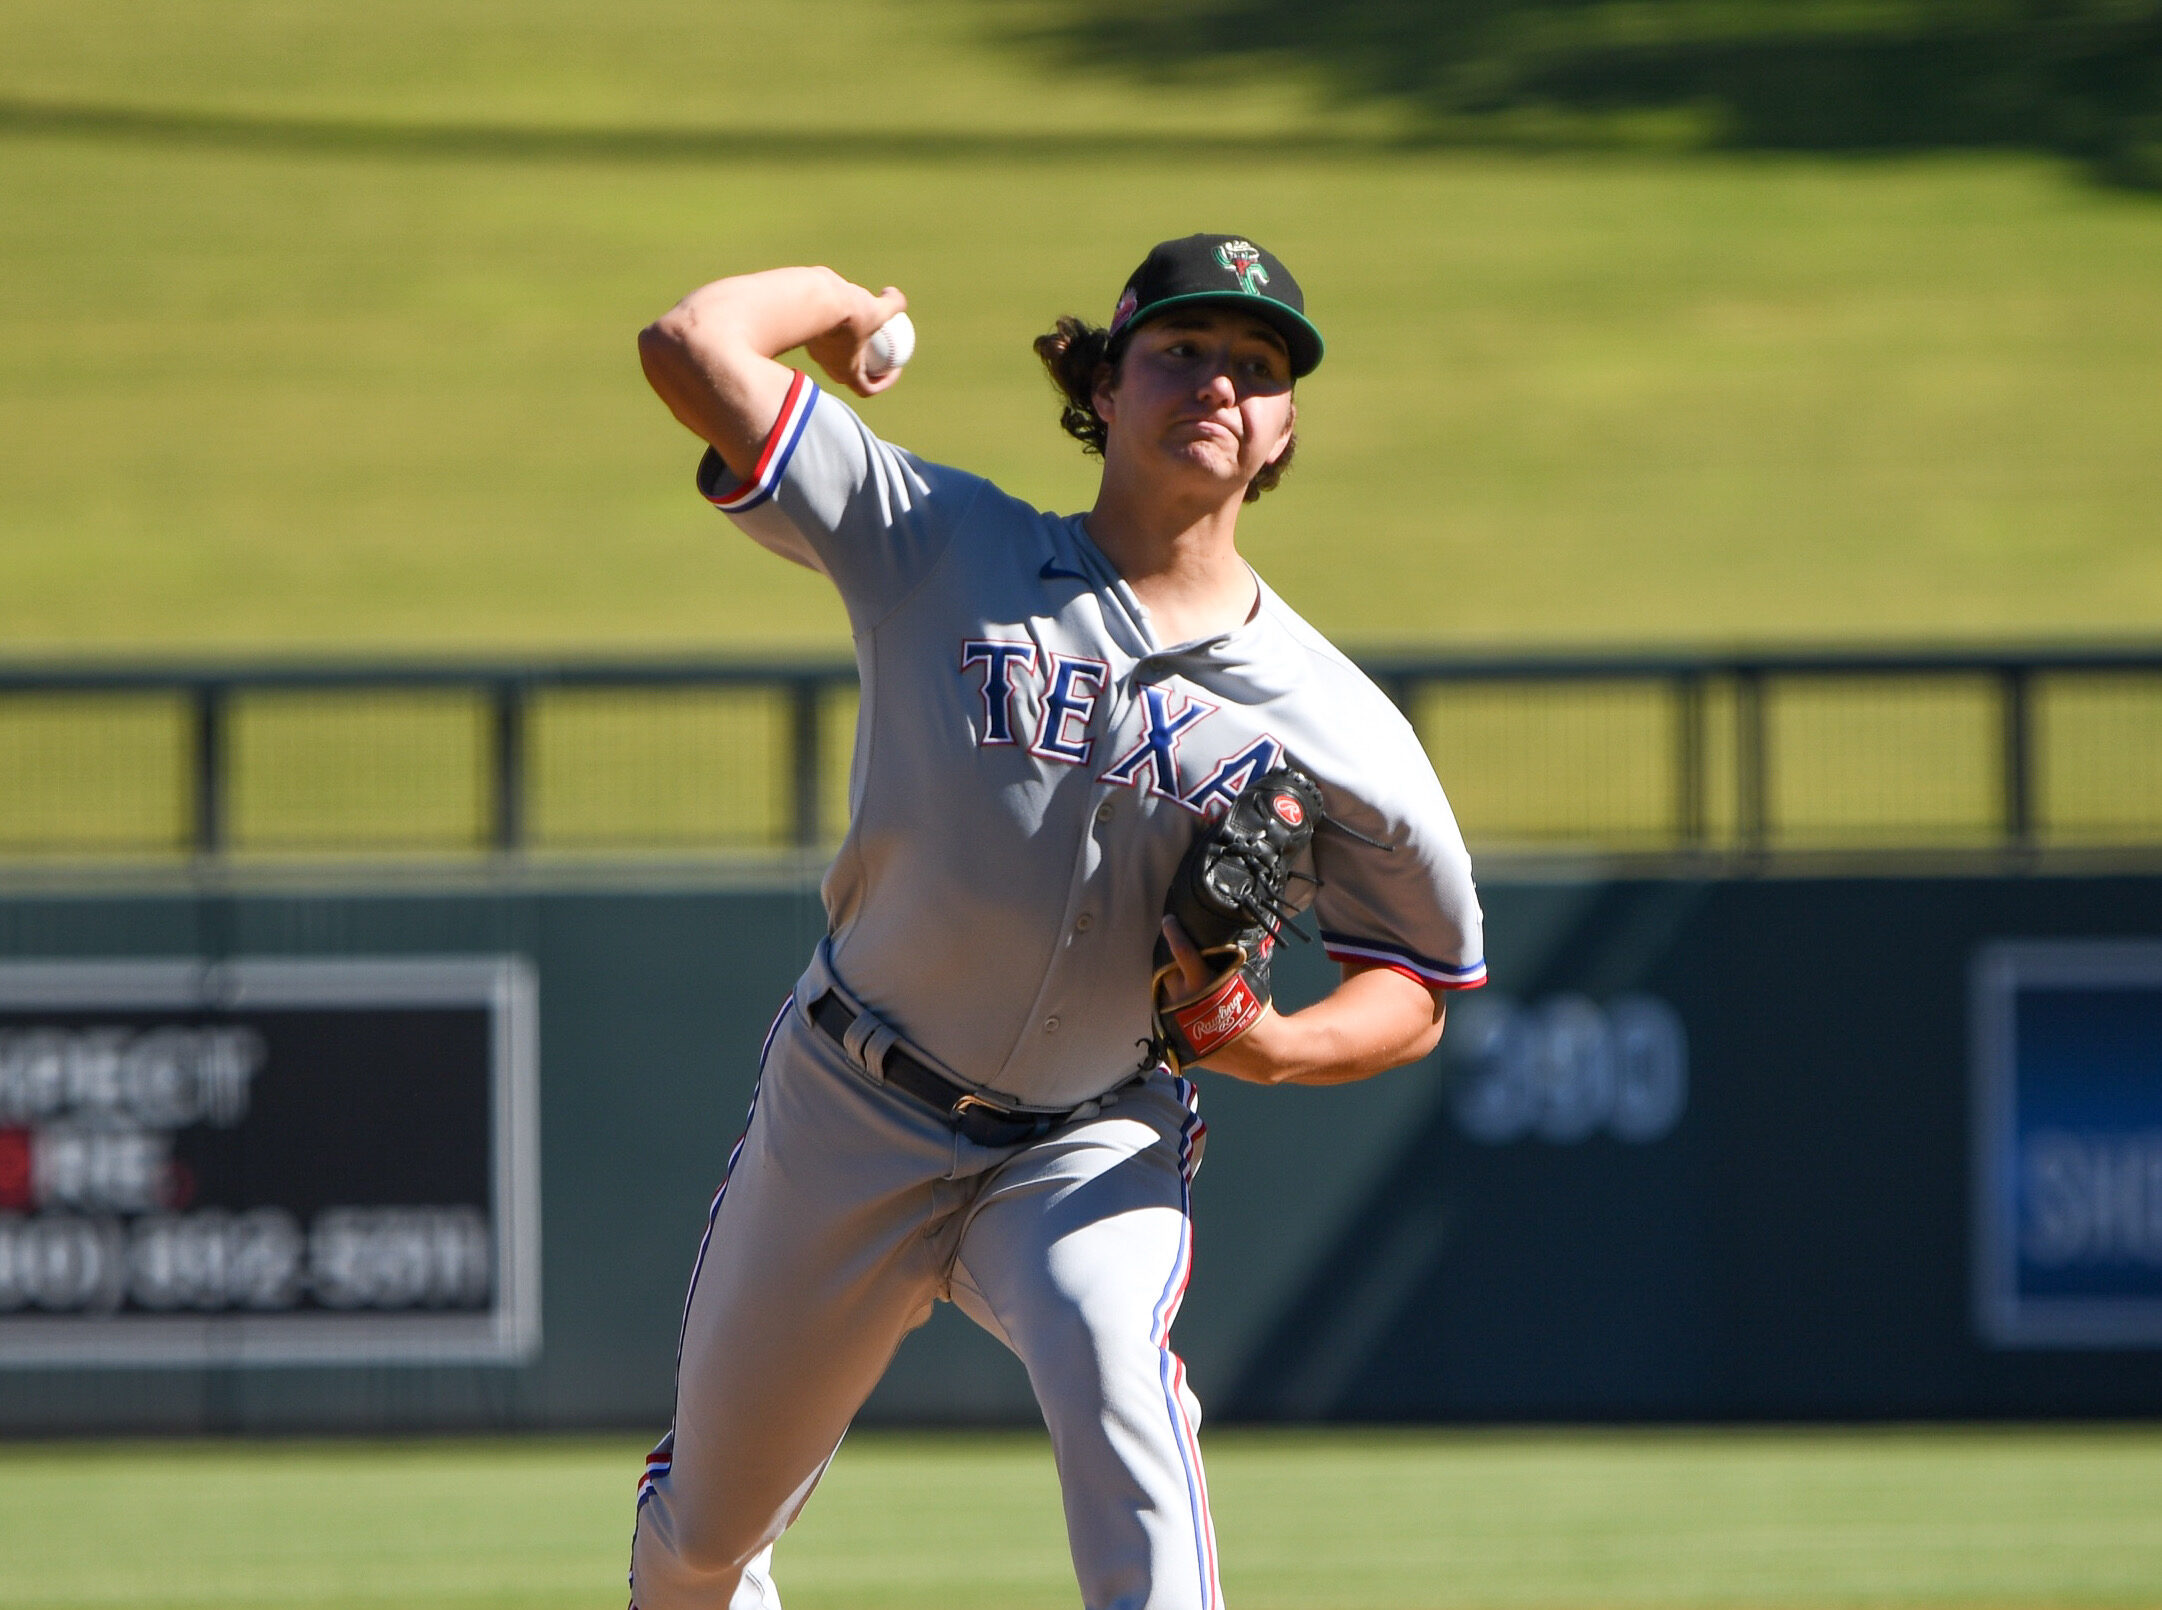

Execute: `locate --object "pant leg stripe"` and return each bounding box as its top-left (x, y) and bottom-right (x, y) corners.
top-left (670, 994), bottom-right (791, 1367)
top-left (1150, 1077), bottom-right (1221, 1609)
top-left (1174, 1075), bottom-right (1206, 1186)
top-left (638, 993), bottom-right (793, 1517)
top-left (635, 1430), bottom-right (674, 1506)
top-left (1168, 1349), bottom-right (1218, 1602)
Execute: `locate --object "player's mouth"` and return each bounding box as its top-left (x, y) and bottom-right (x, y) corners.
top-left (1171, 416), bottom-right (1239, 445)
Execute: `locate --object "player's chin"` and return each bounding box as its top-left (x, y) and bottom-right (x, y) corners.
top-left (1160, 438), bottom-right (1251, 486)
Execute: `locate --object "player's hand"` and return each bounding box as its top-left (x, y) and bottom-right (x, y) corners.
top-left (803, 280), bottom-right (908, 399)
top-left (1158, 915), bottom-right (1287, 1080)
top-left (1157, 915), bottom-right (1214, 1006)
top-left (1160, 917), bottom-right (1447, 1086)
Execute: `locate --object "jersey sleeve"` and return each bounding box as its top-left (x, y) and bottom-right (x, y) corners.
top-left (694, 371), bottom-right (982, 630)
top-left (1309, 739), bottom-right (1487, 993)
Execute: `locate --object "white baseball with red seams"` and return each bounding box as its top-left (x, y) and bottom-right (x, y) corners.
top-left (864, 310), bottom-right (914, 376)
top-left (628, 364), bottom-right (1485, 1610)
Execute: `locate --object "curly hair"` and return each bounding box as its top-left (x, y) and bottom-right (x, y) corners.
top-left (1032, 315), bottom-right (1295, 503)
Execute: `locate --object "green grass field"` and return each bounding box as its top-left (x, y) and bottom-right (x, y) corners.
top-left (1, 1428), bottom-right (2158, 1609)
top-left (5, 3), bottom-right (2162, 657)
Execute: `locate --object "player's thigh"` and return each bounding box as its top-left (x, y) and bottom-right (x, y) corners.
top-left (665, 1012), bottom-right (956, 1543)
top-left (951, 1076), bottom-right (1201, 1384)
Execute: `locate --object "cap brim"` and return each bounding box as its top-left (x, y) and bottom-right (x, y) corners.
top-left (1113, 291), bottom-right (1325, 378)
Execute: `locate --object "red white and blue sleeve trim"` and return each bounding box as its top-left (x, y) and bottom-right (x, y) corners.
top-left (1320, 931), bottom-right (1487, 990)
top-left (701, 369), bottom-right (818, 514)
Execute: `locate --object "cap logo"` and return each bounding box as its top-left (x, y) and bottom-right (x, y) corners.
top-left (1215, 240), bottom-right (1270, 296)
top-left (1109, 286), bottom-right (1139, 336)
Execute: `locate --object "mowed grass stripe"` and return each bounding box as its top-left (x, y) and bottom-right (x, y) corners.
top-left (0, 0), bottom-right (1349, 145)
top-left (3, 134), bottom-right (2161, 657)
top-left (0, 1429), bottom-right (2157, 1608)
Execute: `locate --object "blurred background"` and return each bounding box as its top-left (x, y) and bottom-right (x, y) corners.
top-left (1, 2), bottom-right (2160, 1606)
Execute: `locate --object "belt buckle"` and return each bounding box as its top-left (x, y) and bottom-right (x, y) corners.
top-left (951, 1091), bottom-right (1036, 1146)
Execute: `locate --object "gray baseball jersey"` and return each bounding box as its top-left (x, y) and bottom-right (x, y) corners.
top-left (630, 370), bottom-right (1485, 1610)
top-left (705, 371), bottom-right (1485, 1107)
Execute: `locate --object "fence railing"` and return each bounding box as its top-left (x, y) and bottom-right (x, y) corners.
top-left (1, 649), bottom-right (2158, 865)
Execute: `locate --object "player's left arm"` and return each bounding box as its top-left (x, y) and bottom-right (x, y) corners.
top-left (1158, 921), bottom-right (1444, 1086)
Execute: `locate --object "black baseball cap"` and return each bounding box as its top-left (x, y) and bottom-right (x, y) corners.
top-left (1106, 233), bottom-right (1324, 378)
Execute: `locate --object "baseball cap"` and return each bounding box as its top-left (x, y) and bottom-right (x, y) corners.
top-left (1106, 233), bottom-right (1324, 378)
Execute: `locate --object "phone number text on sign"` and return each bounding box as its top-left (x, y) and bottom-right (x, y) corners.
top-left (0, 1206), bottom-right (492, 1314)
top-left (0, 958), bottom-right (538, 1367)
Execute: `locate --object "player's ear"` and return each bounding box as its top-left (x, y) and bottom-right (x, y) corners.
top-left (1090, 359), bottom-right (1119, 424)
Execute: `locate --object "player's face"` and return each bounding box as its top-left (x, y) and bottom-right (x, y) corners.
top-left (1095, 309), bottom-right (1295, 497)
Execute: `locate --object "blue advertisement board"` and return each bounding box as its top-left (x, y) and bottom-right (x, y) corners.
top-left (1972, 941), bottom-right (2162, 1348)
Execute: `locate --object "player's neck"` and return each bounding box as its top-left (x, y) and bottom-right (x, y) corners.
top-left (1084, 477), bottom-right (1257, 646)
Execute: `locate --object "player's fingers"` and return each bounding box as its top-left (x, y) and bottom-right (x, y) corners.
top-left (838, 286), bottom-right (903, 342)
top-left (816, 290), bottom-right (907, 397)
top-left (840, 290), bottom-right (909, 396)
top-left (1160, 915), bottom-right (1209, 997)
top-left (806, 340), bottom-right (880, 398)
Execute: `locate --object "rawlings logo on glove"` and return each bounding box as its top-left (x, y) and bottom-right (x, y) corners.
top-left (1149, 763), bottom-right (1325, 1072)
top-left (1165, 972), bottom-right (1266, 1058)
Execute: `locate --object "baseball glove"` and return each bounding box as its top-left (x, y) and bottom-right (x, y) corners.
top-left (1150, 763), bottom-right (1325, 1071)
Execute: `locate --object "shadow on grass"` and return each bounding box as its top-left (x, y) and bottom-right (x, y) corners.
top-left (0, 97), bottom-right (1406, 164)
top-left (7, 6), bottom-right (2158, 190)
top-left (986, 0), bottom-right (2162, 189)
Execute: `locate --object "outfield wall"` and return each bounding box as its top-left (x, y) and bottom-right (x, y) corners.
top-left (0, 869), bottom-right (2155, 1433)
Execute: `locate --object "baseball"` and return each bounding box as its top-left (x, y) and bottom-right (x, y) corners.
top-left (865, 311), bottom-right (915, 377)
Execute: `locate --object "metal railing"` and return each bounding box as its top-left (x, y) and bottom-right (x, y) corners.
top-left (0, 648), bottom-right (2157, 866)
top-left (1361, 646), bottom-right (2162, 861)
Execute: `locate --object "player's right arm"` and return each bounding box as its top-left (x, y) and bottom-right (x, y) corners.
top-left (637, 267), bottom-right (907, 478)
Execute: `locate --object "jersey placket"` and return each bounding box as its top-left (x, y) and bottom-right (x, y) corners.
top-left (1003, 658), bottom-right (1154, 1086)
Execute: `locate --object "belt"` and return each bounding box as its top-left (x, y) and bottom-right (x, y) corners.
top-left (808, 992), bottom-right (1078, 1148)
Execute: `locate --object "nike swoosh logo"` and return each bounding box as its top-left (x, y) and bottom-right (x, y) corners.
top-left (1039, 558), bottom-right (1090, 583)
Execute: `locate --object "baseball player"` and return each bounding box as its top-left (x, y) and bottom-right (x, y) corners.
top-left (630, 234), bottom-right (1485, 1610)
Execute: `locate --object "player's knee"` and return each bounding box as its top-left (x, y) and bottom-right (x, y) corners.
top-left (671, 1514), bottom-right (762, 1581)
top-left (632, 1495), bottom-right (759, 1601)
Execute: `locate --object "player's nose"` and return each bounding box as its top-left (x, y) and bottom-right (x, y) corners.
top-left (1194, 365), bottom-right (1239, 407)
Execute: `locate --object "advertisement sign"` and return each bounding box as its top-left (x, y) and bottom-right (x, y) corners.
top-left (0, 957), bottom-right (538, 1366)
top-left (1972, 941), bottom-right (2162, 1348)
top-left (1446, 992), bottom-right (1689, 1146)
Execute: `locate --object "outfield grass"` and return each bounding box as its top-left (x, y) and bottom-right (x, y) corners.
top-left (0, 1428), bottom-right (2158, 1609)
top-left (3, 5), bottom-right (2162, 657)
top-left (0, 0), bottom-right (1356, 144)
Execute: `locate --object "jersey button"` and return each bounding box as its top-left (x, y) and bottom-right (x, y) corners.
top-left (1044, 1016), bottom-right (1061, 1034)
top-left (1074, 913), bottom-right (1093, 933)
top-left (1095, 802), bottom-right (1115, 823)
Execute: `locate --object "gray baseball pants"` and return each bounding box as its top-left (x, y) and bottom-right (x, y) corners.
top-left (628, 982), bottom-right (1221, 1610)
